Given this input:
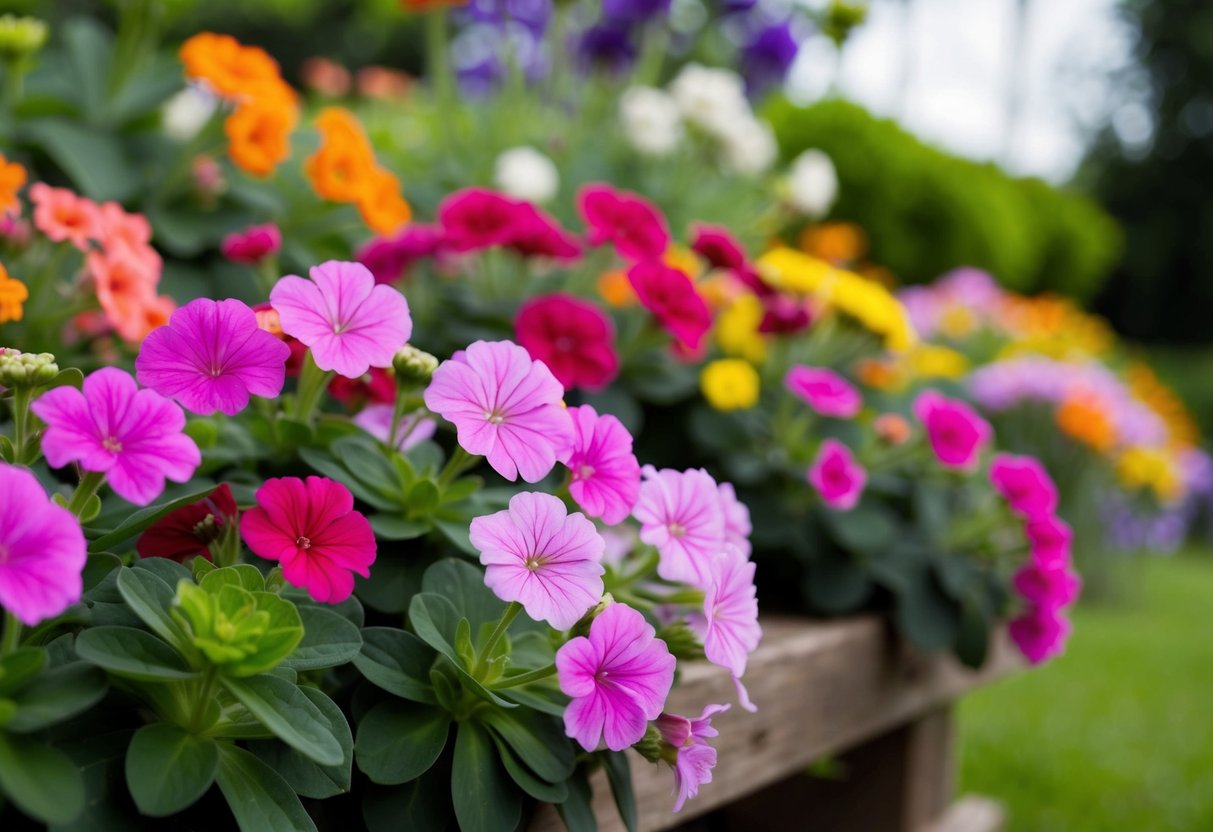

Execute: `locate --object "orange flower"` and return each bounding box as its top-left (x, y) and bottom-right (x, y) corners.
top-left (89, 248), bottom-right (162, 343)
top-left (305, 108), bottom-right (378, 201)
top-left (597, 269), bottom-right (635, 307)
top-left (0, 263), bottom-right (29, 323)
top-left (179, 33), bottom-right (282, 101)
top-left (29, 183), bottom-right (100, 249)
top-left (356, 169), bottom-right (412, 235)
top-left (226, 99), bottom-right (298, 177)
top-left (1056, 393), bottom-right (1116, 454)
top-left (800, 221), bottom-right (867, 264)
top-left (0, 154), bottom-right (27, 217)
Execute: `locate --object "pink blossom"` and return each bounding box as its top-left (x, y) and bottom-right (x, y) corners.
top-left (691, 224), bottom-right (747, 271)
top-left (135, 298), bottom-right (291, 416)
top-left (1025, 515), bottom-right (1072, 567)
top-left (438, 187), bottom-right (522, 252)
top-left (656, 704), bottom-right (729, 812)
top-left (423, 340), bottom-right (574, 483)
top-left (0, 463), bottom-right (87, 626)
top-left (32, 368), bottom-right (201, 506)
top-left (627, 260), bottom-right (712, 351)
top-left (96, 201), bottom-right (152, 251)
top-left (270, 260), bottom-right (412, 379)
top-left (29, 183), bottom-right (99, 249)
top-left (560, 405), bottom-right (641, 525)
top-left (469, 492), bottom-right (605, 629)
top-left (758, 293), bottom-right (813, 335)
top-left (989, 453), bottom-right (1058, 520)
top-left (694, 550), bottom-right (760, 708)
top-left (353, 404), bottom-right (437, 451)
top-left (912, 390), bottom-right (992, 470)
top-left (1012, 562), bottom-right (1081, 609)
top-left (515, 294), bottom-right (619, 391)
top-left (556, 602), bottom-right (676, 751)
top-left (578, 184), bottom-right (669, 261)
top-left (240, 476), bottom-right (376, 604)
top-left (808, 439), bottom-right (867, 511)
top-left (221, 223), bottom-right (282, 264)
top-left (717, 483), bottom-right (751, 557)
top-left (785, 366), bottom-right (862, 419)
top-left (1009, 604), bottom-right (1071, 665)
top-left (356, 224), bottom-right (449, 284)
top-left (633, 466), bottom-right (725, 586)
top-left (506, 204), bottom-right (582, 261)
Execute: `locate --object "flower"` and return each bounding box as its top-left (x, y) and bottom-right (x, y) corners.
top-left (493, 146), bottom-right (560, 204)
top-left (874, 412), bottom-right (911, 445)
top-left (619, 86), bottom-right (684, 157)
top-left (785, 366), bottom-right (861, 419)
top-left (556, 602), bottom-right (676, 751)
top-left (695, 549), bottom-right (760, 685)
top-left (912, 390), bottom-right (992, 470)
top-left (990, 454), bottom-right (1058, 520)
top-left (1025, 515), bottom-right (1072, 567)
top-left (424, 340), bottom-right (574, 483)
top-left (470, 492), bottom-right (605, 629)
top-left (1008, 605), bottom-right (1071, 665)
top-left (808, 438), bottom-right (867, 511)
top-left (627, 260), bottom-right (713, 351)
top-left (221, 223), bottom-right (282, 264)
top-left (29, 183), bottom-right (99, 249)
top-left (739, 20), bottom-right (800, 96)
top-left (225, 98), bottom-right (298, 177)
top-left (137, 483), bottom-right (238, 562)
top-left (438, 187), bottom-right (523, 252)
top-left (329, 367), bottom-right (395, 409)
top-left (32, 368), bottom-right (201, 506)
top-left (717, 482), bottom-right (751, 557)
top-left (270, 260), bottom-right (412, 379)
top-left (505, 204), bottom-right (583, 261)
top-left (515, 294), bottom-right (619, 391)
top-left (179, 32), bottom-right (283, 100)
top-left (355, 167), bottom-right (412, 236)
top-left (353, 404), bottom-right (437, 451)
top-left (88, 246), bottom-right (168, 343)
top-left (700, 359), bottom-right (760, 411)
top-left (633, 466), bottom-right (726, 585)
top-left (578, 184), bottom-right (669, 262)
top-left (240, 476), bottom-right (376, 604)
top-left (0, 152), bottom-right (26, 216)
top-left (656, 704), bottom-right (729, 812)
top-left (786, 149), bottom-right (838, 218)
top-left (0, 262), bottom-right (28, 323)
top-left (1012, 562), bottom-right (1081, 610)
top-left (306, 108), bottom-right (378, 203)
top-left (691, 224), bottom-right (747, 272)
top-left (162, 87), bottom-right (218, 141)
top-left (560, 405), bottom-right (641, 525)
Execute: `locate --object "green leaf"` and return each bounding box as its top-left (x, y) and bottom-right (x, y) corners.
top-left (0, 731), bottom-right (85, 824)
top-left (353, 627), bottom-right (438, 704)
top-left (407, 480), bottom-right (442, 514)
top-left (355, 700), bottom-right (450, 785)
top-left (19, 119), bottom-right (135, 201)
top-left (557, 771), bottom-right (598, 832)
top-left (200, 564), bottom-right (266, 594)
top-left (490, 731), bottom-right (568, 803)
top-left (433, 518), bottom-right (479, 556)
top-left (451, 721), bottom-right (521, 832)
top-left (81, 552), bottom-right (123, 592)
top-left (221, 674), bottom-right (345, 766)
top-left (362, 772), bottom-right (450, 832)
top-left (75, 626), bottom-right (198, 682)
top-left (480, 707), bottom-right (575, 783)
top-left (354, 554), bottom-right (424, 615)
top-left (955, 598), bottom-right (992, 669)
top-left (299, 448), bottom-right (397, 511)
top-left (369, 515), bottom-right (431, 540)
top-left (283, 606), bottom-right (362, 671)
top-left (134, 557), bottom-right (194, 587)
top-left (125, 724), bottom-right (219, 817)
top-left (88, 483), bottom-right (219, 552)
top-left (805, 554), bottom-right (872, 614)
top-left (421, 559), bottom-right (505, 635)
top-left (60, 17), bottom-right (111, 122)
top-left (249, 686), bottom-right (354, 800)
top-left (5, 662), bottom-right (108, 732)
top-left (895, 567), bottom-right (962, 651)
top-left (0, 647), bottom-right (46, 696)
top-left (409, 593), bottom-right (517, 708)
top-left (115, 567), bottom-right (194, 655)
top-left (215, 743), bottom-right (318, 832)
top-left (822, 500), bottom-right (900, 556)
top-left (603, 751), bottom-right (637, 832)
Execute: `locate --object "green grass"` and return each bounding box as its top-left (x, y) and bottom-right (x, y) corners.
top-left (958, 552), bottom-right (1213, 831)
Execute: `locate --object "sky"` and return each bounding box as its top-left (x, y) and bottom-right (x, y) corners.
top-left (786, 0), bottom-right (1136, 183)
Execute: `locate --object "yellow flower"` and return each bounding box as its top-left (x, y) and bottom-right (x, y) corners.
top-left (664, 245), bottom-right (703, 280)
top-left (714, 294), bottom-right (767, 363)
top-left (907, 345), bottom-right (969, 379)
top-left (939, 304), bottom-right (977, 339)
top-left (1116, 447), bottom-right (1183, 503)
top-left (700, 359), bottom-right (760, 411)
top-left (0, 262), bottom-right (28, 323)
top-left (757, 247), bottom-right (833, 294)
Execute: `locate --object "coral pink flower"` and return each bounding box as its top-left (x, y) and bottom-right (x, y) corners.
top-left (717, 482), bottom-right (752, 558)
top-left (691, 224), bottom-right (746, 271)
top-left (32, 368), bottom-right (201, 506)
top-left (0, 463), bottom-right (87, 626)
top-left (656, 704), bottom-right (729, 812)
top-left (578, 184), bottom-right (670, 261)
top-left (627, 260), bottom-right (712, 351)
top-left (135, 298), bottom-right (291, 416)
top-left (515, 294), bottom-right (619, 391)
top-left (1009, 604), bottom-right (1071, 665)
top-left (469, 492), bottom-right (605, 629)
top-left (1025, 515), bottom-right (1073, 567)
top-left (808, 439), bottom-right (867, 511)
top-left (556, 602), bottom-right (676, 751)
top-left (506, 204), bottom-right (582, 261)
top-left (1012, 561), bottom-right (1081, 610)
top-left (356, 224), bottom-right (448, 283)
top-left (990, 453), bottom-right (1058, 520)
top-left (96, 201), bottom-right (152, 251)
top-left (240, 476), bottom-right (376, 604)
top-left (694, 550), bottom-right (761, 705)
top-left (221, 223), bottom-right (282, 264)
top-left (88, 246), bottom-right (165, 343)
top-left (560, 405), bottom-right (641, 525)
top-left (270, 260), bottom-right (412, 379)
top-left (353, 404), bottom-right (437, 451)
top-left (633, 466), bottom-right (725, 586)
top-left (874, 412), bottom-right (912, 445)
top-left (29, 183), bottom-right (99, 249)
top-left (137, 484), bottom-right (238, 562)
top-left (438, 187), bottom-right (523, 252)
top-left (423, 340), bottom-right (574, 483)
top-left (785, 366), bottom-right (862, 418)
top-left (912, 390), bottom-right (992, 470)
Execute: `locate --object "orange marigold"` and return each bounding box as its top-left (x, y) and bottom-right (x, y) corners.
top-left (179, 33), bottom-right (282, 101)
top-left (357, 169), bottom-right (412, 235)
top-left (0, 154), bottom-right (26, 216)
top-left (800, 221), bottom-right (867, 264)
top-left (1056, 393), bottom-right (1116, 454)
top-left (226, 99), bottom-right (298, 178)
top-left (0, 263), bottom-right (29, 323)
top-left (306, 108), bottom-right (378, 201)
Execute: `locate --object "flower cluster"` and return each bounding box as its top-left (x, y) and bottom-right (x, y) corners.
top-left (305, 107), bottom-right (411, 234)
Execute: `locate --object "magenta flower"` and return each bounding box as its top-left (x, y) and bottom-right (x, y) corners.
top-left (785, 366), bottom-right (862, 419)
top-left (0, 464), bottom-right (87, 626)
top-left (717, 483), bottom-right (752, 558)
top-left (423, 340), bottom-right (574, 483)
top-left (240, 476), bottom-right (376, 604)
top-left (691, 224), bottom-right (747, 271)
top-left (627, 260), bottom-right (713, 352)
top-left (578, 184), bottom-right (670, 261)
top-left (912, 390), bottom-right (992, 470)
top-left (1013, 562), bottom-right (1081, 609)
top-left (694, 550), bottom-right (761, 709)
top-left (655, 704), bottom-right (729, 812)
top-left (357, 224), bottom-right (449, 284)
top-left (515, 294), bottom-right (619, 391)
top-left (221, 223), bottom-right (281, 264)
top-left (135, 298), bottom-right (291, 416)
top-left (633, 466), bottom-right (726, 586)
top-left (808, 439), bottom-right (867, 511)
top-left (1025, 515), bottom-right (1073, 567)
top-left (1009, 604), bottom-right (1071, 665)
top-left (990, 453), bottom-right (1058, 520)
top-left (353, 404), bottom-right (437, 451)
top-left (32, 368), bottom-right (201, 506)
top-left (469, 492), bottom-right (605, 629)
top-left (560, 405), bottom-right (641, 526)
top-left (438, 187), bottom-right (523, 252)
top-left (556, 602), bottom-right (676, 751)
top-left (506, 204), bottom-right (583, 261)
top-left (270, 260), bottom-right (412, 379)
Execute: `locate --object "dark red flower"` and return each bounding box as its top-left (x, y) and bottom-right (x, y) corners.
top-left (759, 294), bottom-right (813, 334)
top-left (578, 184), bottom-right (669, 261)
top-left (137, 483), bottom-right (238, 562)
top-left (691, 224), bottom-right (747, 271)
top-left (329, 367), bottom-right (395, 408)
top-left (515, 294), bottom-right (619, 390)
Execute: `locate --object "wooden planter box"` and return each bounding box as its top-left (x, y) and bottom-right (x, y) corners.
top-left (531, 615), bottom-right (1020, 832)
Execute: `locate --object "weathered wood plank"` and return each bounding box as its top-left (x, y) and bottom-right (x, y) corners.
top-left (927, 796), bottom-right (1006, 832)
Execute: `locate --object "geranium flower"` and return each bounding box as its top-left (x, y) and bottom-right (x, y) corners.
top-left (423, 340), bottom-right (574, 483)
top-left (353, 404), bottom-right (437, 451)
top-left (225, 99), bottom-right (298, 178)
top-left (506, 204), bottom-right (582, 261)
top-left (913, 390), bottom-right (992, 470)
top-left (785, 366), bottom-right (862, 419)
top-left (469, 492), bottom-right (605, 629)
top-left (96, 202), bottom-right (152, 251)
top-left (1008, 604), bottom-right (1071, 665)
top-left (355, 168), bottom-right (412, 236)
top-left (32, 368), bottom-right (201, 506)
top-left (556, 602), bottom-right (676, 751)
top-left (240, 476), bottom-right (376, 604)
top-left (29, 183), bottom-right (99, 249)
top-left (655, 704), bottom-right (729, 812)
top-left (356, 224), bottom-right (448, 284)
top-left (270, 260), bottom-right (412, 379)
top-left (808, 439), bottom-right (867, 511)
top-left (578, 184), bottom-right (669, 261)
top-left (627, 259), bottom-right (712, 351)
top-left (88, 245), bottom-right (165, 343)
top-left (717, 482), bottom-right (752, 557)
top-left (437, 187), bottom-right (523, 252)
top-left (633, 465), bottom-right (725, 585)
top-left (1013, 561), bottom-right (1081, 610)
top-left (221, 223), bottom-right (282, 264)
top-left (693, 549), bottom-right (760, 709)
top-left (0, 463), bottom-right (87, 626)
top-left (515, 294), bottom-right (619, 391)
top-left (1025, 515), bottom-right (1073, 566)
top-left (990, 453), bottom-right (1058, 520)
top-left (137, 484), bottom-right (238, 562)
top-left (135, 298), bottom-right (291, 416)
top-left (560, 405), bottom-right (641, 525)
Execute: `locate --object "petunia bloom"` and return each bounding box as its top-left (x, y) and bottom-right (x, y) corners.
top-left (469, 492), bottom-right (605, 630)
top-left (633, 465), bottom-right (726, 586)
top-left (693, 549), bottom-right (761, 709)
top-left (221, 223), bottom-right (282, 264)
top-left (656, 704), bottom-right (729, 812)
top-left (353, 404), bottom-right (437, 451)
top-left (578, 184), bottom-right (670, 261)
top-left (627, 259), bottom-right (712, 351)
top-left (556, 602), bottom-right (676, 751)
top-left (1008, 604), bottom-right (1071, 665)
top-left (423, 340), bottom-right (574, 483)
top-left (356, 224), bottom-right (448, 284)
top-left (691, 224), bottom-right (747, 272)
top-left (505, 204), bottom-right (583, 261)
top-left (270, 260), bottom-right (412, 379)
top-left (0, 463), bottom-right (88, 627)
top-left (515, 294), bottom-right (619, 391)
top-left (1012, 561), bottom-right (1081, 610)
top-left (913, 390), bottom-right (992, 470)
top-left (240, 476), bottom-right (376, 604)
top-left (785, 365), bottom-right (862, 419)
top-left (560, 405), bottom-right (641, 526)
top-left (808, 438), bottom-right (867, 511)
top-left (135, 298), bottom-right (291, 416)
top-left (717, 482), bottom-right (752, 558)
top-left (29, 183), bottom-right (99, 249)
top-left (137, 483), bottom-right (238, 562)
top-left (990, 454), bottom-right (1058, 520)
top-left (437, 187), bottom-right (524, 252)
top-left (32, 368), bottom-right (201, 506)
top-left (1024, 515), bottom-right (1073, 567)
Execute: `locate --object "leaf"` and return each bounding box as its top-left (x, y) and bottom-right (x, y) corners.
top-left (603, 750), bottom-right (637, 832)
top-left (822, 500), bottom-right (900, 557)
top-left (451, 721), bottom-right (521, 832)
top-left (125, 724), bottom-right (219, 817)
top-left (215, 743), bottom-right (318, 832)
top-left (221, 674), bottom-right (345, 766)
top-left (19, 120), bottom-right (136, 201)
top-left (805, 554), bottom-right (872, 614)
top-left (353, 627), bottom-right (438, 704)
top-left (5, 662), bottom-right (108, 732)
top-left (409, 593), bottom-right (517, 708)
top-left (421, 558), bottom-right (505, 636)
top-left (490, 731), bottom-right (568, 803)
top-left (480, 707), bottom-right (575, 782)
top-left (134, 556), bottom-right (194, 587)
top-left (220, 591), bottom-right (305, 678)
top-left (282, 605), bottom-right (362, 671)
top-left (362, 771), bottom-right (450, 832)
top-left (955, 597), bottom-right (992, 669)
top-left (60, 17), bottom-right (111, 123)
top-left (0, 647), bottom-right (46, 696)
top-left (0, 731), bottom-right (85, 824)
top-left (895, 567), bottom-right (962, 652)
top-left (200, 564), bottom-right (266, 594)
top-left (433, 518), bottom-right (479, 556)
top-left (81, 552), bottom-right (123, 592)
top-left (75, 626), bottom-right (198, 682)
top-left (557, 771), bottom-right (598, 832)
top-left (355, 700), bottom-right (450, 785)
top-left (115, 566), bottom-right (194, 655)
top-left (354, 554), bottom-right (424, 615)
top-left (369, 515), bottom-right (431, 540)
top-left (407, 480), bottom-right (442, 514)
top-left (88, 483), bottom-right (219, 552)
top-left (249, 686), bottom-right (354, 800)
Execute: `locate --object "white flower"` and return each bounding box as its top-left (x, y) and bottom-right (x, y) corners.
top-left (718, 117), bottom-right (778, 177)
top-left (619, 86), bottom-right (684, 157)
top-left (787, 149), bottom-right (839, 217)
top-left (669, 63), bottom-right (751, 139)
top-left (162, 87), bottom-right (216, 142)
top-left (493, 146), bottom-right (560, 204)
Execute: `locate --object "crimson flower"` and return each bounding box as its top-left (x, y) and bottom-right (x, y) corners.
top-left (137, 484), bottom-right (238, 562)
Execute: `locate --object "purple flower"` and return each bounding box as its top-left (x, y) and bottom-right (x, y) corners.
top-left (1013, 562), bottom-right (1081, 610)
top-left (633, 466), bottom-right (726, 586)
top-left (740, 21), bottom-right (800, 96)
top-left (693, 549), bottom-right (760, 710)
top-left (655, 704), bottom-right (729, 812)
top-left (574, 24), bottom-right (637, 75)
top-left (913, 390), bottom-right (992, 471)
top-left (560, 405), bottom-right (641, 526)
top-left (603, 0), bottom-right (671, 24)
top-left (989, 453), bottom-right (1058, 520)
top-left (356, 224), bottom-right (448, 284)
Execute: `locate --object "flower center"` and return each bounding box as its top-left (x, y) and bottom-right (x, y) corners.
top-left (102, 436), bottom-right (123, 453)
top-left (524, 554), bottom-right (546, 572)
top-left (484, 409), bottom-right (505, 425)
top-left (575, 464), bottom-right (595, 481)
top-left (296, 536), bottom-right (312, 549)
top-left (668, 522), bottom-right (686, 539)
top-left (555, 336), bottom-right (575, 351)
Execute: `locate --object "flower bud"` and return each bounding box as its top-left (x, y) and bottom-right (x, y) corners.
top-left (567, 593), bottom-right (614, 640)
top-left (392, 344), bottom-right (439, 385)
top-left (0, 15), bottom-right (48, 58)
top-left (631, 722), bottom-right (665, 764)
top-left (0, 349), bottom-right (58, 389)
top-left (656, 620), bottom-right (706, 661)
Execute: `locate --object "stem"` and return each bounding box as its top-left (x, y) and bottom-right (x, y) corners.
top-left (437, 446), bottom-right (478, 488)
top-left (67, 470), bottom-right (106, 518)
top-left (189, 667), bottom-right (218, 733)
top-left (492, 663), bottom-right (556, 689)
top-left (293, 351), bottom-right (333, 424)
top-left (9, 386), bottom-right (31, 464)
top-left (255, 257), bottom-right (280, 299)
top-left (1, 611), bottom-right (22, 656)
top-left (474, 601), bottom-right (521, 678)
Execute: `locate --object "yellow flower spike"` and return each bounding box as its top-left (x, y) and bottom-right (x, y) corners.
top-left (0, 262), bottom-right (29, 324)
top-left (700, 359), bottom-right (760, 411)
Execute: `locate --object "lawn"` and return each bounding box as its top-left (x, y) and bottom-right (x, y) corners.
top-left (958, 552), bottom-right (1213, 831)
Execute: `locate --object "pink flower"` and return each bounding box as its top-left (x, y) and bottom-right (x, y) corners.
top-left (560, 405), bottom-right (641, 525)
top-left (691, 224), bottom-right (746, 271)
top-left (808, 439), bottom-right (867, 511)
top-left (1012, 562), bottom-right (1081, 609)
top-left (32, 368), bottom-right (201, 506)
top-left (270, 260), bottom-right (412, 379)
top-left (240, 476), bottom-right (376, 604)
top-left (515, 294), bottom-right (619, 391)
top-left (1025, 515), bottom-right (1073, 567)
top-left (990, 454), bottom-right (1058, 520)
top-left (353, 404), bottom-right (437, 451)
top-left (717, 483), bottom-right (751, 558)
top-left (627, 260), bottom-right (712, 351)
top-left (759, 294), bottom-right (813, 335)
top-left (655, 704), bottom-right (729, 812)
top-left (438, 187), bottom-right (523, 252)
top-left (135, 298), bottom-right (291, 416)
top-left (506, 204), bottom-right (582, 261)
top-left (29, 183), bottom-right (99, 249)
top-left (694, 550), bottom-right (761, 704)
top-left (633, 466), bottom-right (725, 586)
top-left (556, 602), bottom-right (676, 751)
top-left (221, 223), bottom-right (282, 264)
top-left (1008, 605), bottom-right (1071, 665)
top-left (423, 340), bottom-right (574, 483)
top-left (578, 184), bottom-right (669, 261)
top-left (785, 366), bottom-right (862, 419)
top-left (469, 492), bottom-right (605, 629)
top-left (356, 224), bottom-right (448, 284)
top-left (0, 463), bottom-right (87, 626)
top-left (912, 390), bottom-right (992, 470)
top-left (96, 202), bottom-right (152, 251)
